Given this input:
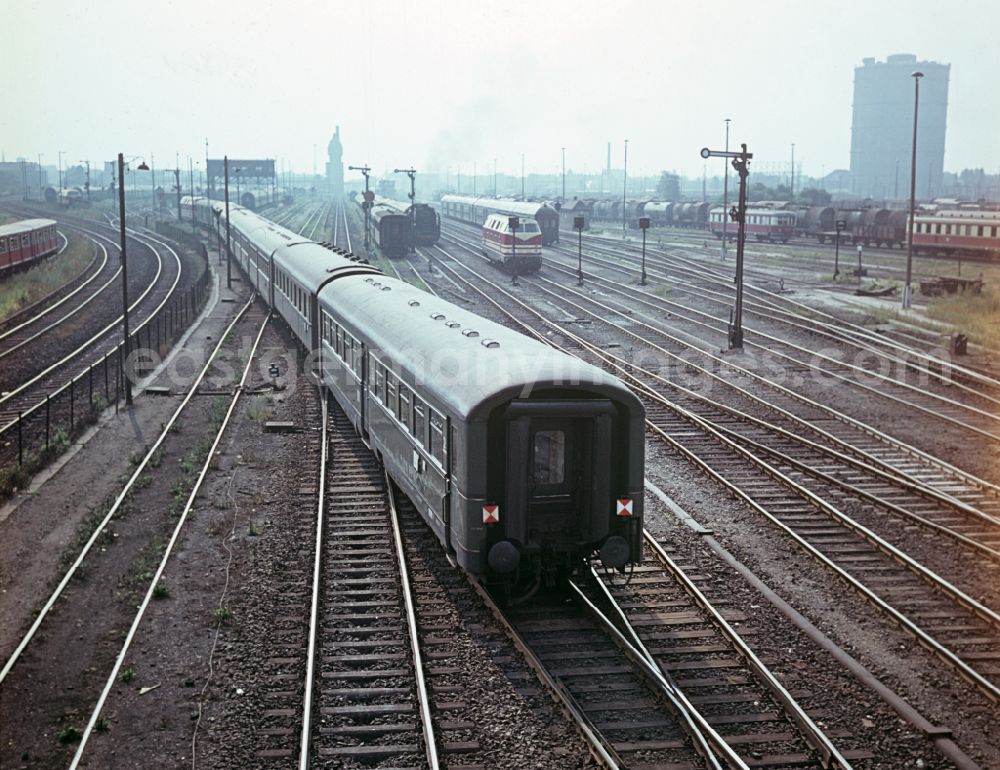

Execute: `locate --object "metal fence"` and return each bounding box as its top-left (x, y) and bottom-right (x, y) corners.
top-left (3, 265), bottom-right (212, 476)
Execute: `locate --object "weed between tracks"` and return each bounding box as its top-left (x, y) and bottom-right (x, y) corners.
top-left (0, 399), bottom-right (102, 501)
top-left (927, 285), bottom-right (1000, 350)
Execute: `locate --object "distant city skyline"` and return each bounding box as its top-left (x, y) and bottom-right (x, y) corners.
top-left (5, 1), bottom-right (998, 185)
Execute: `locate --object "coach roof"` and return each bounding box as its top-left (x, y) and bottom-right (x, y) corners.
top-left (318, 273), bottom-right (639, 420)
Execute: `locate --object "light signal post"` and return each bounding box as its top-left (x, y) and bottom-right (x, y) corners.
top-left (701, 143), bottom-right (752, 349)
top-left (574, 216), bottom-right (585, 285)
top-left (350, 164), bottom-right (372, 251)
top-left (639, 216), bottom-right (650, 285)
top-left (834, 219), bottom-right (846, 279)
top-left (394, 167), bottom-right (417, 253)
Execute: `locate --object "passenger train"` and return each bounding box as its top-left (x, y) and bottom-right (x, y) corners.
top-left (0, 218), bottom-right (59, 274)
top-left (709, 207), bottom-right (795, 243)
top-left (185, 197), bottom-right (645, 587)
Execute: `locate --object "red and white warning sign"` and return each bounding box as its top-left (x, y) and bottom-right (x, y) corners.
top-left (616, 498), bottom-right (633, 517)
top-left (482, 504), bottom-right (500, 524)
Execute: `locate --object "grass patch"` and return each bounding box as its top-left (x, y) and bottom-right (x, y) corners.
top-left (0, 232), bottom-right (95, 323)
top-left (213, 606), bottom-right (233, 625)
top-left (120, 667), bottom-right (135, 683)
top-left (926, 285), bottom-right (1000, 350)
top-left (152, 582), bottom-right (169, 599)
top-left (58, 726), bottom-right (82, 745)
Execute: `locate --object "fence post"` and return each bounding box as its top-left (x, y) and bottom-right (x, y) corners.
top-left (115, 354), bottom-right (120, 414)
top-left (70, 377), bottom-right (75, 434)
top-left (17, 411), bottom-right (22, 467)
top-left (156, 315), bottom-right (161, 350)
top-left (104, 353), bottom-right (110, 400)
top-left (89, 363), bottom-right (94, 407)
top-left (45, 395), bottom-right (50, 449)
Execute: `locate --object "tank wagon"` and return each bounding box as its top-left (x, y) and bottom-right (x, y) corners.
top-left (440, 195), bottom-right (560, 246)
top-left (203, 199), bottom-right (645, 587)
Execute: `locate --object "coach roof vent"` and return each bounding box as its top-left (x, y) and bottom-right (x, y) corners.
top-left (446, 321), bottom-right (460, 328)
top-left (481, 339), bottom-right (500, 348)
top-left (461, 329), bottom-right (480, 337)
top-left (430, 312), bottom-right (446, 320)
top-left (408, 299), bottom-right (421, 307)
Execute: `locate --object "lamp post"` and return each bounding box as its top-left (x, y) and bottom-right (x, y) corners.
top-left (622, 139), bottom-right (628, 238)
top-left (37, 153), bottom-right (43, 201)
top-left (118, 153), bottom-right (149, 406)
top-left (903, 71), bottom-right (924, 310)
top-left (349, 164), bottom-right (372, 250)
top-left (509, 216), bottom-right (519, 286)
top-left (58, 150), bottom-right (64, 192)
top-left (701, 143), bottom-right (753, 349)
top-left (561, 147), bottom-right (566, 203)
top-left (574, 216), bottom-right (584, 285)
top-left (639, 217), bottom-right (649, 285)
top-left (722, 118), bottom-right (731, 259)
top-left (394, 167), bottom-right (417, 253)
top-left (790, 142), bottom-right (795, 201)
top-left (493, 158), bottom-right (497, 196)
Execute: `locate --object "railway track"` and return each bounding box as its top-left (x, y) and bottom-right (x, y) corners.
top-left (0, 225), bottom-right (181, 427)
top-left (552, 229), bottom-right (1000, 398)
top-left (0, 229), bottom-right (99, 339)
top-left (0, 293), bottom-right (271, 767)
top-left (417, 236), bottom-right (1000, 706)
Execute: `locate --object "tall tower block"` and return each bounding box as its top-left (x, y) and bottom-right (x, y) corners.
top-left (849, 54), bottom-right (949, 200)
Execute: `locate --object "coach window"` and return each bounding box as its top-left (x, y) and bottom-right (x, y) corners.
top-left (386, 372), bottom-right (397, 413)
top-left (398, 384), bottom-right (411, 427)
top-left (413, 398), bottom-right (426, 446)
top-left (372, 361), bottom-right (384, 399)
top-left (533, 430), bottom-right (566, 485)
top-left (429, 410), bottom-right (445, 465)
top-left (0, 240), bottom-right (5, 254)
top-left (978, 226), bottom-right (984, 237)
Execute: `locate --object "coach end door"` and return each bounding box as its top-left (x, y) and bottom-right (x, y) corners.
top-left (504, 400), bottom-right (613, 550)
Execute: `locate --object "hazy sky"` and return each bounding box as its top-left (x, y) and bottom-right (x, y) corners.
top-left (5, 0), bottom-right (997, 181)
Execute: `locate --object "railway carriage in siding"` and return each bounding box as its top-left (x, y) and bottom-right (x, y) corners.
top-left (710, 207), bottom-right (795, 242)
top-left (370, 203), bottom-right (411, 258)
top-left (316, 274), bottom-right (644, 582)
top-left (911, 210), bottom-right (1000, 258)
top-left (372, 195), bottom-right (441, 246)
top-left (481, 213), bottom-right (543, 275)
top-left (0, 219), bottom-right (59, 274)
top-left (440, 195), bottom-right (560, 246)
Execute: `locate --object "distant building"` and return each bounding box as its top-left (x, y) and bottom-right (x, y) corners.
top-left (326, 126), bottom-right (344, 198)
top-left (850, 53), bottom-right (949, 200)
top-left (0, 160), bottom-right (46, 199)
